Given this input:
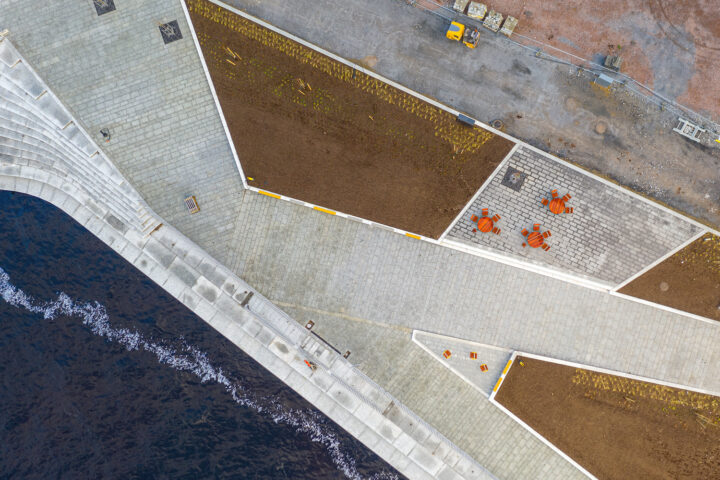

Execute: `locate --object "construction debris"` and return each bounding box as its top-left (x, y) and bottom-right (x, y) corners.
top-left (467, 2), bottom-right (487, 20)
top-left (483, 10), bottom-right (503, 32)
top-left (500, 15), bottom-right (518, 37)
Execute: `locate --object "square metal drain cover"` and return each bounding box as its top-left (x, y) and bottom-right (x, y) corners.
top-left (501, 166), bottom-right (527, 192)
top-left (159, 20), bottom-right (183, 44)
top-left (93, 0), bottom-right (116, 15)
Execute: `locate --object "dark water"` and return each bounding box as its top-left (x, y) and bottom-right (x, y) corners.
top-left (0, 191), bottom-right (400, 480)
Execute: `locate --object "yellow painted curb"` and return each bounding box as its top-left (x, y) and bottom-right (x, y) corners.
top-left (313, 206), bottom-right (336, 215)
top-left (258, 190), bottom-right (281, 199)
top-left (493, 377), bottom-right (503, 392)
top-left (502, 359), bottom-right (513, 375)
top-left (405, 233), bottom-right (421, 240)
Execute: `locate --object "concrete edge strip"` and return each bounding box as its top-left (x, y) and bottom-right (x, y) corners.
top-left (612, 229), bottom-right (708, 291)
top-left (203, 0), bottom-right (719, 240)
top-left (441, 238), bottom-right (611, 292)
top-left (487, 352), bottom-right (599, 480)
top-left (411, 331), bottom-right (494, 398)
top-left (609, 290), bottom-right (720, 326)
top-left (438, 143), bottom-right (520, 242)
top-left (179, 0), bottom-right (249, 190)
top-left (0, 175), bottom-right (466, 480)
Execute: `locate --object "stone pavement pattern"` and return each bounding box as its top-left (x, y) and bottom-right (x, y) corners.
top-left (0, 35), bottom-right (498, 480)
top-left (0, 0), bottom-right (244, 266)
top-left (0, 2), bottom-right (581, 478)
top-left (3, 0), bottom-right (720, 478)
top-left (448, 146), bottom-right (703, 285)
top-left (228, 192), bottom-right (720, 394)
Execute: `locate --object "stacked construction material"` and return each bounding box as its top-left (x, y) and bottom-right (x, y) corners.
top-left (499, 15), bottom-right (518, 36)
top-left (483, 10), bottom-right (503, 32)
top-left (453, 0), bottom-right (470, 13)
top-left (467, 2), bottom-right (487, 20)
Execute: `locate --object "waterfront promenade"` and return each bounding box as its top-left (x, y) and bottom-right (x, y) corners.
top-left (1, 1), bottom-right (720, 479)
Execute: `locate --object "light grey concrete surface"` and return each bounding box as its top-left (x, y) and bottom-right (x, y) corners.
top-left (0, 0), bottom-right (244, 266)
top-left (228, 191), bottom-right (720, 395)
top-left (0, 36), bottom-right (497, 480)
top-left (225, 0), bottom-right (720, 228)
top-left (447, 146), bottom-right (702, 285)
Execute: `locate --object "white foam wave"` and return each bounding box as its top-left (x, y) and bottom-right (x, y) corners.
top-left (0, 267), bottom-right (398, 480)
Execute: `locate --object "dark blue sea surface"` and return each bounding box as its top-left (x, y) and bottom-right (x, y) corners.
top-left (0, 191), bottom-right (401, 480)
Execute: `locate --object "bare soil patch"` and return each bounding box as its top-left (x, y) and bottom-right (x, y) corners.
top-left (495, 356), bottom-right (720, 480)
top-left (187, 0), bottom-right (513, 238)
top-left (441, 0), bottom-right (720, 120)
top-left (619, 233), bottom-right (720, 321)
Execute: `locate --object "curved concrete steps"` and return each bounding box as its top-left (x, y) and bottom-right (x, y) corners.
top-left (0, 37), bottom-right (161, 236)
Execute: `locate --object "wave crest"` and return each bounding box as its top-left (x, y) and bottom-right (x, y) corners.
top-left (0, 267), bottom-right (397, 480)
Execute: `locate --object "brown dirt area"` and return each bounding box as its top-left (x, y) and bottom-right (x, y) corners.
top-left (496, 356), bottom-right (720, 480)
top-left (619, 233), bottom-right (720, 321)
top-left (186, 0), bottom-right (514, 238)
top-left (443, 0), bottom-right (720, 121)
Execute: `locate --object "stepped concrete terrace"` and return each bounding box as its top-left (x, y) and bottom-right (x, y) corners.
top-left (1, 1), bottom-right (720, 479)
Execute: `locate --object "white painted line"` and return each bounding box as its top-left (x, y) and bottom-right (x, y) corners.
top-left (441, 238), bottom-right (612, 292)
top-left (438, 143), bottom-right (519, 242)
top-left (179, 0), bottom-right (249, 190)
top-left (513, 350), bottom-right (720, 399)
top-left (610, 290), bottom-right (720, 326)
top-left (613, 229), bottom-right (708, 291)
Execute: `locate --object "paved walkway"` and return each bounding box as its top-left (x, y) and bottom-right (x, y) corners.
top-left (448, 146), bottom-right (702, 285)
top-left (229, 191), bottom-right (720, 394)
top-left (0, 35), bottom-right (493, 480)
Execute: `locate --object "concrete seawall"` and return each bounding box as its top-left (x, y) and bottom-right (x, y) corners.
top-left (0, 36), bottom-right (495, 480)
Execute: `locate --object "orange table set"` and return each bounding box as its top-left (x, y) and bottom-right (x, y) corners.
top-left (471, 208), bottom-right (501, 235)
top-left (521, 223), bottom-right (552, 251)
top-left (541, 189), bottom-right (573, 214)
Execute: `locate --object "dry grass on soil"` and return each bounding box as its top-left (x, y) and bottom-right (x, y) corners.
top-left (495, 356), bottom-right (720, 480)
top-left (187, 0), bottom-right (514, 238)
top-left (619, 233), bottom-right (720, 321)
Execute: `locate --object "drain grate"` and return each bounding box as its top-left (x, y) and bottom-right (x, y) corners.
top-left (93, 0), bottom-right (116, 16)
top-left (184, 195), bottom-right (200, 214)
top-left (158, 20), bottom-right (183, 44)
top-left (500, 166), bottom-right (527, 192)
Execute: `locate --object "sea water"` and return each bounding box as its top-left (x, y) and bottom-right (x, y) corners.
top-left (0, 191), bottom-right (401, 479)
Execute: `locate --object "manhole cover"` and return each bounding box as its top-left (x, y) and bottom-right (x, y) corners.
top-left (93, 0), bottom-right (116, 15)
top-left (501, 166), bottom-right (527, 192)
top-left (159, 20), bottom-right (183, 44)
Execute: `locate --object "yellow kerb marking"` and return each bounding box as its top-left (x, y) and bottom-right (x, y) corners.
top-left (258, 190), bottom-right (281, 199)
top-left (502, 359), bottom-right (513, 375)
top-left (313, 206), bottom-right (336, 215)
top-left (405, 233), bottom-right (421, 240)
top-left (493, 377), bottom-right (504, 392)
